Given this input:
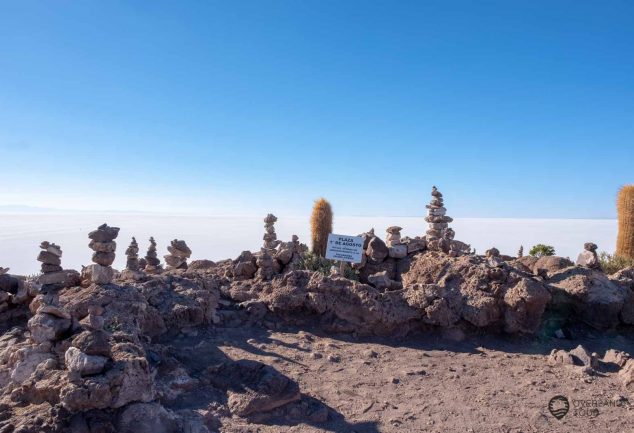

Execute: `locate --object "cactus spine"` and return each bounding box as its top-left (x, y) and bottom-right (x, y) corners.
top-left (310, 198), bottom-right (333, 257)
top-left (617, 185), bottom-right (634, 259)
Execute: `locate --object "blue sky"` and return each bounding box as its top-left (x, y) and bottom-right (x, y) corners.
top-left (0, 1), bottom-right (632, 218)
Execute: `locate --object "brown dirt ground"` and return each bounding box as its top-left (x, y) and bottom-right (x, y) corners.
top-left (169, 322), bottom-right (634, 433)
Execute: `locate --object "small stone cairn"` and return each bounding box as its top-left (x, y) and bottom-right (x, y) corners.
top-left (125, 237), bottom-right (140, 271)
top-left (576, 242), bottom-right (601, 270)
top-left (121, 237), bottom-right (144, 281)
top-left (164, 239), bottom-right (192, 270)
top-left (37, 241), bottom-right (80, 289)
top-left (385, 226), bottom-right (407, 259)
top-left (37, 242), bottom-right (63, 286)
top-left (256, 248), bottom-right (275, 280)
top-left (144, 237), bottom-right (162, 273)
top-left (84, 223), bottom-right (120, 284)
top-left (263, 214), bottom-right (281, 253)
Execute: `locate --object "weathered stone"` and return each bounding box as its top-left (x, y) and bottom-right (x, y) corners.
top-left (89, 240), bottom-right (117, 253)
top-left (37, 251), bottom-right (61, 266)
top-left (549, 267), bottom-right (629, 329)
top-left (65, 346), bottom-right (108, 376)
top-left (366, 237), bottom-right (389, 263)
top-left (388, 244), bottom-right (407, 259)
top-left (92, 251), bottom-right (116, 266)
top-left (82, 264), bottom-right (115, 285)
top-left (27, 312), bottom-right (71, 343)
top-left (88, 223), bottom-right (120, 243)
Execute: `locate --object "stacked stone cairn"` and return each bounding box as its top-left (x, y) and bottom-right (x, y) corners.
top-left (84, 223), bottom-right (120, 285)
top-left (385, 226), bottom-right (407, 259)
top-left (425, 186), bottom-right (453, 252)
top-left (576, 242), bottom-right (601, 270)
top-left (37, 241), bottom-right (80, 289)
top-left (121, 237), bottom-right (145, 281)
top-left (263, 214), bottom-right (281, 253)
top-left (144, 237), bottom-right (161, 273)
top-left (164, 239), bottom-right (192, 270)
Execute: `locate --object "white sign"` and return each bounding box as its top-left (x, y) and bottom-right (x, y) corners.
top-left (325, 233), bottom-right (364, 263)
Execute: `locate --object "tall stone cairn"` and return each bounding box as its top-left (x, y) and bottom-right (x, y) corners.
top-left (87, 223), bottom-right (120, 284)
top-left (125, 237), bottom-right (140, 271)
top-left (164, 239), bottom-right (192, 270)
top-left (37, 241), bottom-right (64, 286)
top-left (144, 237), bottom-right (161, 273)
top-left (263, 214), bottom-right (281, 253)
top-left (424, 186), bottom-right (453, 240)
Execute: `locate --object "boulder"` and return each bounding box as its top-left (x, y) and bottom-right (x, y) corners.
top-left (27, 313), bottom-right (71, 343)
top-left (388, 245), bottom-right (407, 259)
top-left (503, 278), bottom-right (551, 333)
top-left (533, 256), bottom-right (574, 276)
top-left (548, 267), bottom-right (629, 329)
top-left (366, 237), bottom-right (388, 263)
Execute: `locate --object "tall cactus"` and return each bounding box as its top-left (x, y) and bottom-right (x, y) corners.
top-left (617, 185), bottom-right (634, 259)
top-left (310, 198), bottom-right (333, 257)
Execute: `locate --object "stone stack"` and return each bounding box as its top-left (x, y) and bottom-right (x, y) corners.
top-left (164, 239), bottom-right (192, 270)
top-left (121, 237), bottom-right (145, 281)
top-left (576, 242), bottom-right (601, 270)
top-left (37, 242), bottom-right (80, 289)
top-left (125, 238), bottom-right (140, 271)
top-left (144, 237), bottom-right (162, 273)
top-left (263, 214), bottom-right (281, 253)
top-left (84, 223), bottom-right (119, 284)
top-left (37, 242), bottom-right (63, 285)
top-left (425, 186), bottom-right (453, 242)
top-left (386, 226), bottom-right (407, 259)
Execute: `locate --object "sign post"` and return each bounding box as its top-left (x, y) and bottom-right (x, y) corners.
top-left (325, 234), bottom-right (364, 275)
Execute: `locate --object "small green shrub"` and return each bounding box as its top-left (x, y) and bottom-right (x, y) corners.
top-left (599, 252), bottom-right (634, 274)
top-left (529, 244), bottom-right (555, 258)
top-left (298, 252), bottom-right (358, 280)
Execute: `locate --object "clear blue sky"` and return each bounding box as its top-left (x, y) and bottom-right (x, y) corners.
top-left (0, 1), bottom-right (632, 218)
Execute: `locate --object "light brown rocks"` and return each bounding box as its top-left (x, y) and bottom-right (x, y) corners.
top-left (576, 242), bottom-right (601, 270)
top-left (37, 241), bottom-right (79, 288)
top-left (256, 248), bottom-right (275, 280)
top-left (164, 239), bottom-right (191, 270)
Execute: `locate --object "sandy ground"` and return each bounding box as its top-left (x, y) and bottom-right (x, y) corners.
top-left (166, 320), bottom-right (634, 433)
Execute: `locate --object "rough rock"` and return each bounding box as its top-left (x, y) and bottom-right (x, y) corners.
top-left (548, 266), bottom-right (630, 329)
top-left (65, 346), bottom-right (108, 376)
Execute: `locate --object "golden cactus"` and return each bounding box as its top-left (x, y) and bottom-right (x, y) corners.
top-left (617, 185), bottom-right (634, 259)
top-left (310, 198), bottom-right (333, 257)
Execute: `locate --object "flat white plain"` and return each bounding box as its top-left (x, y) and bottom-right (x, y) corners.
top-left (0, 213), bottom-right (617, 275)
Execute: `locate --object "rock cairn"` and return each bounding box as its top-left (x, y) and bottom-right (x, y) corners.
top-left (37, 241), bottom-right (63, 285)
top-left (85, 223), bottom-right (120, 284)
top-left (425, 186), bottom-right (453, 241)
top-left (121, 237), bottom-right (145, 281)
top-left (518, 246), bottom-right (524, 258)
top-left (37, 241), bottom-right (80, 288)
top-left (144, 237), bottom-right (161, 273)
top-left (576, 242), bottom-right (601, 270)
top-left (164, 239), bottom-right (192, 270)
top-left (263, 214), bottom-right (281, 253)
top-left (125, 237), bottom-right (140, 271)
top-left (386, 226), bottom-right (407, 259)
